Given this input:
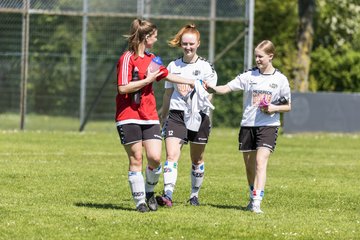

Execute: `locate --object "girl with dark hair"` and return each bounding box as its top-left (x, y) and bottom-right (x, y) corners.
top-left (115, 19), bottom-right (194, 213)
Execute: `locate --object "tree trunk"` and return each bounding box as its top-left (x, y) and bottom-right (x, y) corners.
top-left (294, 0), bottom-right (315, 92)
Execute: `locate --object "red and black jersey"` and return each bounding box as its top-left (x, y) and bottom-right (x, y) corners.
top-left (115, 51), bottom-right (168, 125)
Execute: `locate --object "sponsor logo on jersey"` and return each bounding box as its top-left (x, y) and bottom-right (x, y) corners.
top-left (269, 83), bottom-right (278, 88)
top-left (193, 70), bottom-right (201, 76)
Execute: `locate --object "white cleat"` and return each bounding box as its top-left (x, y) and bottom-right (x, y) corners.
top-left (251, 203), bottom-right (264, 214)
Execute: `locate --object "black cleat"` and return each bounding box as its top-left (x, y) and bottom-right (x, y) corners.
top-left (146, 192), bottom-right (158, 211)
top-left (188, 196), bottom-right (200, 206)
top-left (136, 203), bottom-right (149, 213)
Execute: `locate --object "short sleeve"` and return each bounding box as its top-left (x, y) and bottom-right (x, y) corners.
top-left (164, 62), bottom-right (175, 89)
top-left (203, 63), bottom-right (218, 86)
top-left (156, 66), bottom-right (169, 81)
top-left (117, 52), bottom-right (133, 86)
top-left (226, 72), bottom-right (247, 91)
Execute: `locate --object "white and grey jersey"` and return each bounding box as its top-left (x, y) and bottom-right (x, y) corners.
top-left (227, 67), bottom-right (291, 127)
top-left (165, 57), bottom-right (217, 116)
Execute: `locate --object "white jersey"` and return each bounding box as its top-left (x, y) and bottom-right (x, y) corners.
top-left (165, 57), bottom-right (217, 116)
top-left (227, 67), bottom-right (291, 127)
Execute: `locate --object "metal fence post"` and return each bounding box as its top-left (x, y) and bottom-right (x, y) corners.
top-left (20, 0), bottom-right (30, 130)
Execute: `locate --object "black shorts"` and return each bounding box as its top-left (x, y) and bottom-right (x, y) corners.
top-left (117, 124), bottom-right (162, 145)
top-left (163, 110), bottom-right (211, 144)
top-left (238, 126), bottom-right (279, 152)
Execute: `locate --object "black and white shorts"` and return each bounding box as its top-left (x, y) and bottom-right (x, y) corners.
top-left (163, 110), bottom-right (211, 144)
top-left (117, 124), bottom-right (162, 145)
top-left (238, 126), bottom-right (279, 152)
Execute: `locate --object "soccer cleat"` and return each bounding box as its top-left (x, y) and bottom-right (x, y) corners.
top-left (188, 196), bottom-right (200, 206)
top-left (251, 203), bottom-right (264, 214)
top-left (156, 195), bottom-right (173, 207)
top-left (136, 203), bottom-right (149, 213)
top-left (146, 192), bottom-right (158, 211)
top-left (245, 200), bottom-right (253, 211)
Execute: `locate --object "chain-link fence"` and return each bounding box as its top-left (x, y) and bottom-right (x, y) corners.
top-left (0, 0), bottom-right (253, 130)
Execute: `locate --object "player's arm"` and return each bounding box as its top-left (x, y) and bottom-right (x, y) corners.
top-left (117, 69), bottom-right (161, 94)
top-left (204, 82), bottom-right (232, 95)
top-left (204, 64), bottom-right (218, 101)
top-left (266, 101), bottom-right (291, 114)
top-left (165, 73), bottom-right (195, 88)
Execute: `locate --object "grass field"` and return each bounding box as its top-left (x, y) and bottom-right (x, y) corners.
top-left (0, 115), bottom-right (359, 239)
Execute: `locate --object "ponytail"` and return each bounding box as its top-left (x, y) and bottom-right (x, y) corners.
top-left (124, 18), bottom-right (157, 54)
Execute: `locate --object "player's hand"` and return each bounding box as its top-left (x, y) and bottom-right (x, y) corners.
top-left (203, 81), bottom-right (217, 94)
top-left (145, 68), bottom-right (162, 83)
top-left (261, 104), bottom-right (277, 114)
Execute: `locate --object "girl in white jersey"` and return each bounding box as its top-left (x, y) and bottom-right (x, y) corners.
top-left (205, 40), bottom-right (291, 213)
top-left (156, 24), bottom-right (218, 207)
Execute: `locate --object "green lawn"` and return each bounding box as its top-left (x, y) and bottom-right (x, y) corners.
top-left (0, 116), bottom-right (359, 239)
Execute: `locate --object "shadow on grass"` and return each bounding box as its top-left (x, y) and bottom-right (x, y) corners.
top-left (208, 204), bottom-right (247, 211)
top-left (74, 202), bottom-right (134, 211)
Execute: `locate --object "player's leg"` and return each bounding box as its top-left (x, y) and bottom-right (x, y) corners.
top-left (252, 147), bottom-right (271, 213)
top-left (142, 124), bottom-right (163, 211)
top-left (156, 136), bottom-right (182, 207)
top-left (118, 124), bottom-right (148, 212)
top-left (157, 110), bottom-right (186, 207)
top-left (239, 127), bottom-right (257, 210)
top-left (189, 142), bottom-right (206, 206)
top-left (252, 126), bottom-right (278, 213)
top-left (187, 113), bottom-right (210, 205)
top-left (243, 151), bottom-right (256, 209)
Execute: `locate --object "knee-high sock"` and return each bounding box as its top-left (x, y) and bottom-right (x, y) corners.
top-left (128, 171), bottom-right (145, 207)
top-left (145, 165), bottom-right (162, 195)
top-left (253, 189), bottom-right (264, 206)
top-left (163, 161), bottom-right (177, 200)
top-left (190, 162), bottom-right (205, 198)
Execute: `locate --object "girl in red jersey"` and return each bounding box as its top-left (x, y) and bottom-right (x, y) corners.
top-left (115, 18), bottom-right (194, 213)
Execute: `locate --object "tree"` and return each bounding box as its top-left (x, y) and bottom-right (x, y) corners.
top-left (309, 0), bottom-right (360, 92)
top-left (293, 0), bottom-right (315, 92)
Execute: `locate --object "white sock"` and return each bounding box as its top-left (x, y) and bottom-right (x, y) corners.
top-left (163, 161), bottom-right (178, 200)
top-left (145, 165), bottom-right (162, 193)
top-left (190, 162), bottom-right (205, 198)
top-left (253, 189), bottom-right (264, 206)
top-left (128, 171), bottom-right (145, 207)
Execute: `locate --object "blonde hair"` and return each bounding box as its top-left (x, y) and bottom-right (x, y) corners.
top-left (255, 40), bottom-right (276, 57)
top-left (168, 24), bottom-right (200, 48)
top-left (124, 18), bottom-right (157, 54)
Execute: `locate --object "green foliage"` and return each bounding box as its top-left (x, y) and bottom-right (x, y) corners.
top-left (309, 0), bottom-right (360, 92)
top-left (28, 15), bottom-right (82, 115)
top-left (0, 127), bottom-right (359, 239)
top-left (310, 44), bottom-right (360, 92)
top-left (254, 0), bottom-right (298, 83)
top-left (2, 1), bottom-right (360, 126)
